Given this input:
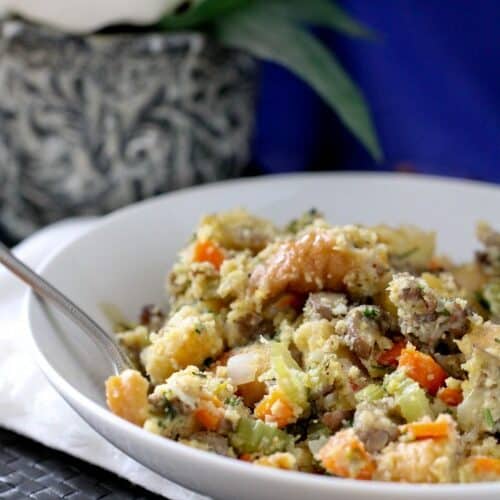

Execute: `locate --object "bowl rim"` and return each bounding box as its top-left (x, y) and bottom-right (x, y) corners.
top-left (26, 171), bottom-right (500, 497)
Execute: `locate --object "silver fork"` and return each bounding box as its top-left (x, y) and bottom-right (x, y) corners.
top-left (0, 241), bottom-right (132, 374)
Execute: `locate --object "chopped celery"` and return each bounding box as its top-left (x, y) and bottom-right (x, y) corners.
top-left (229, 417), bottom-right (293, 454)
top-left (384, 370), bottom-right (431, 422)
top-left (271, 342), bottom-right (309, 410)
top-left (483, 281), bottom-right (500, 317)
top-left (355, 383), bottom-right (385, 403)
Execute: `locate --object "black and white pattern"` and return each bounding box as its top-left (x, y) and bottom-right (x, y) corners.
top-left (0, 21), bottom-right (258, 241)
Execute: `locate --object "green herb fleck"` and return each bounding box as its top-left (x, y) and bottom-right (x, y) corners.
top-left (484, 408), bottom-right (495, 428)
top-left (438, 308), bottom-right (451, 316)
top-left (193, 371), bottom-right (207, 378)
top-left (285, 219), bottom-right (299, 234)
top-left (194, 322), bottom-right (205, 335)
top-left (495, 338), bottom-right (500, 344)
top-left (225, 396), bottom-right (242, 407)
top-left (363, 307), bottom-right (379, 319)
top-left (475, 291), bottom-right (491, 311)
top-left (395, 247), bottom-right (419, 259)
top-left (164, 398), bottom-right (177, 420)
top-left (285, 209), bottom-right (322, 234)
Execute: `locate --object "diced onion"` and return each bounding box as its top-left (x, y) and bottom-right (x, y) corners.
top-left (308, 436), bottom-right (329, 457)
top-left (227, 352), bottom-right (259, 385)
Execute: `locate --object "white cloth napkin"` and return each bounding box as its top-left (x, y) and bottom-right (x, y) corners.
top-left (0, 218), bottom-right (206, 500)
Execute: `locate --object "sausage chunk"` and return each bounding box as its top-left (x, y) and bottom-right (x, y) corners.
top-left (388, 273), bottom-right (470, 352)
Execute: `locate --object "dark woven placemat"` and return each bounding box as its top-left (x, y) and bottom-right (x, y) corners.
top-left (0, 427), bottom-right (166, 499)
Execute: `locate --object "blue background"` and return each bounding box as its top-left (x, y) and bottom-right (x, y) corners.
top-left (252, 0), bottom-right (500, 182)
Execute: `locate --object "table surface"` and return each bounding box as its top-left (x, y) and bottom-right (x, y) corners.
top-left (0, 427), bottom-right (166, 499)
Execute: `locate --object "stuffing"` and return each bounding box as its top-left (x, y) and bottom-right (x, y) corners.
top-left (106, 209), bottom-right (500, 484)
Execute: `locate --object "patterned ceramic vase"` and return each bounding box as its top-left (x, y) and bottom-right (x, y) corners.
top-left (0, 21), bottom-right (258, 241)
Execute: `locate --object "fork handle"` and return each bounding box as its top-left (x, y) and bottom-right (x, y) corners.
top-left (0, 241), bottom-right (131, 374)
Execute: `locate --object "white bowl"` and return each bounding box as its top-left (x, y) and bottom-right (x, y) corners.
top-left (27, 173), bottom-right (500, 500)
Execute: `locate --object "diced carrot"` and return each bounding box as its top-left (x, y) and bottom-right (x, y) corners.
top-left (398, 348), bottom-right (447, 395)
top-left (254, 389), bottom-right (295, 428)
top-left (317, 429), bottom-right (376, 480)
top-left (237, 380), bottom-right (268, 407)
top-left (471, 456), bottom-right (500, 475)
top-left (404, 421), bottom-right (450, 440)
top-left (195, 407), bottom-right (221, 431)
top-left (437, 387), bottom-right (463, 406)
top-left (196, 410), bottom-right (217, 429)
top-left (193, 240), bottom-right (225, 270)
top-left (377, 340), bottom-right (406, 367)
top-left (194, 396), bottom-right (223, 431)
top-left (240, 453), bottom-right (253, 462)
